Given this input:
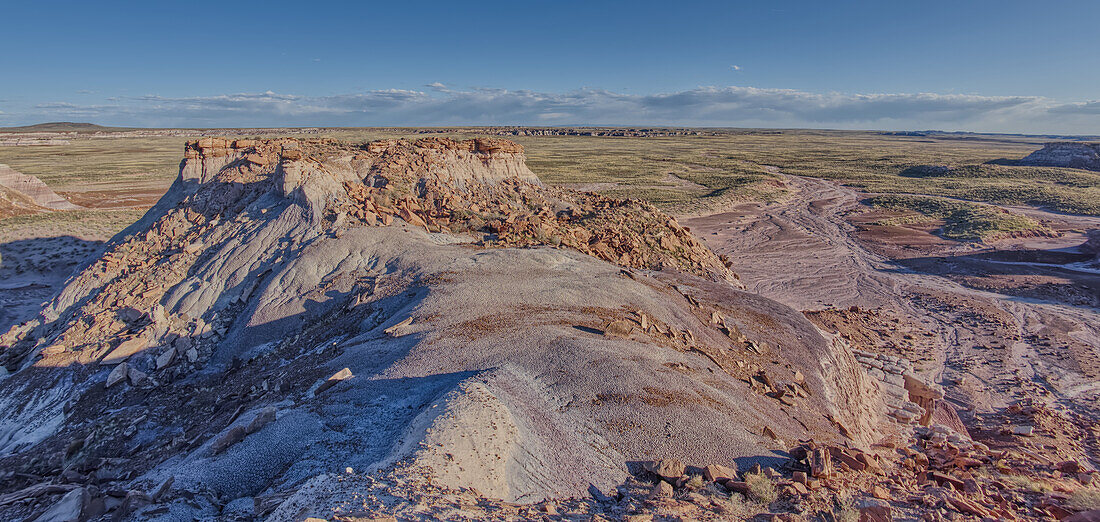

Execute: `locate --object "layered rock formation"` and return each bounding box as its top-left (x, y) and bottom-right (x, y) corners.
top-left (0, 184), bottom-right (37, 219)
top-left (1018, 142), bottom-right (1100, 171)
top-left (0, 163), bottom-right (80, 218)
top-left (0, 137), bottom-right (882, 520)
top-left (0, 138), bottom-right (71, 146)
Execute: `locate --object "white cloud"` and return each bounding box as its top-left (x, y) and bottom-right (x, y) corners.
top-left (1048, 100), bottom-right (1100, 115)
top-left (4, 85), bottom-right (1098, 134)
top-left (730, 65), bottom-right (742, 71)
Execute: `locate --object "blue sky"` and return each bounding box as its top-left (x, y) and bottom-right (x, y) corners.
top-left (2, 0), bottom-right (1098, 133)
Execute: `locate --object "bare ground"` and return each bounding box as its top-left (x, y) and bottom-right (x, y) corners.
top-left (682, 171), bottom-right (1100, 464)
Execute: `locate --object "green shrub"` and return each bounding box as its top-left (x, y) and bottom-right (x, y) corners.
top-left (868, 194), bottom-right (1047, 241)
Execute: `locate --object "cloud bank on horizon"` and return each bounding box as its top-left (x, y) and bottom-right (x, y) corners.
top-left (7, 85), bottom-right (1100, 134)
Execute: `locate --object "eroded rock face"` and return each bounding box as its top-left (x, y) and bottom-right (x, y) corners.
top-left (0, 137), bottom-right (878, 520)
top-left (1085, 229), bottom-right (1100, 261)
top-left (1018, 142), bottom-right (1100, 171)
top-left (0, 163), bottom-right (80, 212)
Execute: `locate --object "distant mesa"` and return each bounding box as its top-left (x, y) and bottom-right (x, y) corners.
top-left (0, 122), bottom-right (113, 133)
top-left (1017, 141), bottom-right (1100, 172)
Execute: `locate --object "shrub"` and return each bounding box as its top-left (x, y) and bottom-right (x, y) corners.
top-left (867, 194), bottom-right (1047, 241)
top-left (744, 472), bottom-right (778, 504)
top-left (685, 473), bottom-right (705, 490)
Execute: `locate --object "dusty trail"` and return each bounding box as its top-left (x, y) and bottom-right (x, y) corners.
top-left (683, 173), bottom-right (901, 310)
top-left (683, 171), bottom-right (1100, 425)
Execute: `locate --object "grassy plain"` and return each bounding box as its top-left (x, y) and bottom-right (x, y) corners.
top-left (323, 128), bottom-right (1100, 216)
top-left (1, 128), bottom-right (1097, 241)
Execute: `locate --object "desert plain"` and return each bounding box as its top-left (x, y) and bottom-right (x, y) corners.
top-left (0, 124), bottom-right (1098, 521)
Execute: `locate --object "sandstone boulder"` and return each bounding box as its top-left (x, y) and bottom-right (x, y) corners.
top-left (30, 487), bottom-right (87, 522)
top-left (127, 367), bottom-right (148, 386)
top-left (101, 337), bottom-right (147, 365)
top-left (702, 464), bottom-right (737, 483)
top-left (156, 347), bottom-right (176, 370)
top-left (315, 368), bottom-right (354, 395)
top-left (858, 502), bottom-right (892, 522)
top-left (647, 480), bottom-right (673, 499)
top-left (645, 459), bottom-right (685, 483)
top-left (245, 407), bottom-right (277, 434)
top-left (106, 363), bottom-right (129, 388)
top-left (604, 320), bottom-right (633, 337)
top-left (211, 426), bottom-right (248, 455)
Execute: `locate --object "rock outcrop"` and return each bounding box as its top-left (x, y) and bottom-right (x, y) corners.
top-left (0, 163), bottom-right (80, 218)
top-left (1018, 142), bottom-right (1100, 171)
top-left (0, 184), bottom-right (37, 219)
top-left (0, 138), bottom-right (71, 146)
top-left (0, 137), bottom-right (880, 520)
top-left (1085, 229), bottom-right (1100, 258)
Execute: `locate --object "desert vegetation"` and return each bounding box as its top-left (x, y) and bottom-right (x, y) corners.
top-left (0, 129), bottom-right (1098, 521)
top-left (3, 129), bottom-right (1097, 241)
top-left (867, 194), bottom-right (1048, 241)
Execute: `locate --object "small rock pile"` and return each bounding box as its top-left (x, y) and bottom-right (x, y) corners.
top-left (778, 419), bottom-right (1099, 520)
top-left (590, 291), bottom-right (814, 415)
top-left (294, 446), bottom-right (1093, 521)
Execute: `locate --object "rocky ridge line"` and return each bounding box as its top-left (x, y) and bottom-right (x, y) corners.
top-left (1018, 142), bottom-right (1100, 172)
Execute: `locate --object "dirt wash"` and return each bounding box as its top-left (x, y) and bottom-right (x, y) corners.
top-left (684, 169), bottom-right (1100, 467)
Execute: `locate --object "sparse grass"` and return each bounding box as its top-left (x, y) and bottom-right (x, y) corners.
top-left (1067, 489), bottom-right (1100, 511)
top-left (0, 208), bottom-right (147, 242)
top-left (353, 129), bottom-right (1100, 216)
top-left (1001, 473), bottom-right (1055, 494)
top-left (684, 473), bottom-right (706, 490)
top-left (0, 136), bottom-right (187, 189)
top-left (868, 194), bottom-right (1048, 241)
top-left (837, 506), bottom-right (861, 522)
top-left (744, 472), bottom-right (778, 504)
top-left (835, 492), bottom-right (861, 522)
top-left (725, 492), bottom-right (768, 518)
top-left (3, 128), bottom-right (1097, 245)
top-left (727, 492), bottom-right (747, 512)
top-left (703, 482), bottom-right (726, 497)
